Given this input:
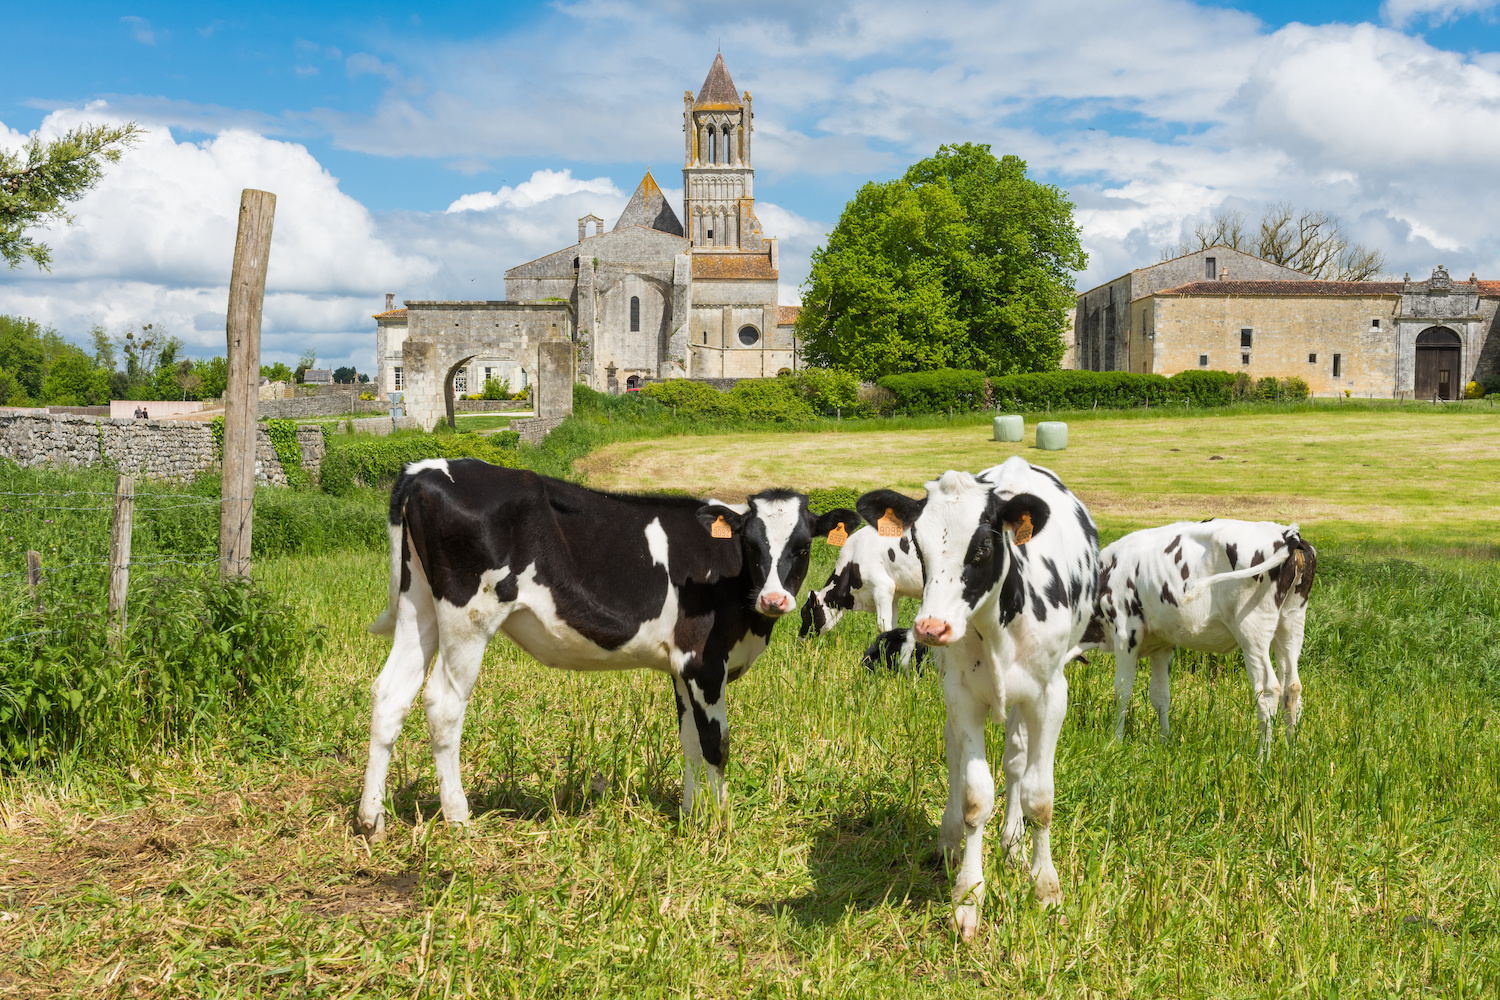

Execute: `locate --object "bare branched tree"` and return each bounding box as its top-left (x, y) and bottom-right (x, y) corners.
top-left (1161, 202), bottom-right (1387, 280)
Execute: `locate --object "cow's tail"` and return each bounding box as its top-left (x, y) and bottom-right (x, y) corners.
top-left (1183, 524), bottom-right (1299, 602)
top-left (368, 465), bottom-right (423, 636)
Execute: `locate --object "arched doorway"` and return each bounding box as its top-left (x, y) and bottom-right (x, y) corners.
top-left (1415, 327), bottom-right (1461, 400)
top-left (625, 375), bottom-right (641, 391)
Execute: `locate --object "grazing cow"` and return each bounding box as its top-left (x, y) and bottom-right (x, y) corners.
top-left (1083, 519), bottom-right (1316, 755)
top-left (857, 456), bottom-right (1099, 940)
top-left (355, 460), bottom-right (857, 837)
top-left (860, 626), bottom-right (929, 671)
top-left (798, 523), bottom-right (923, 638)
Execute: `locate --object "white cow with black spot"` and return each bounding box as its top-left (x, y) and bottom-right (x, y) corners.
top-left (858, 456), bottom-right (1099, 940)
top-left (1082, 519), bottom-right (1316, 755)
top-left (798, 523), bottom-right (923, 638)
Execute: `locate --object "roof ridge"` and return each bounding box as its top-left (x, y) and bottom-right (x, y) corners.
top-left (695, 53), bottom-right (742, 108)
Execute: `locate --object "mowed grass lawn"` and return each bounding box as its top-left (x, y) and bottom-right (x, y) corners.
top-left (579, 407), bottom-right (1500, 555)
top-left (3, 408), bottom-right (1499, 997)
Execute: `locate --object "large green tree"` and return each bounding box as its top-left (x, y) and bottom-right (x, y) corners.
top-left (797, 144), bottom-right (1086, 379)
top-left (1, 122), bottom-right (143, 270)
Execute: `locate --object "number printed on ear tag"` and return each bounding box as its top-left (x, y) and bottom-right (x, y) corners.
top-left (711, 515), bottom-right (733, 539)
top-left (1013, 511), bottom-right (1033, 545)
top-left (826, 522), bottom-right (848, 547)
top-left (877, 508), bottom-right (902, 537)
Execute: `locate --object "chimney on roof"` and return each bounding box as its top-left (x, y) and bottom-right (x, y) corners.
top-left (385, 292), bottom-right (395, 312)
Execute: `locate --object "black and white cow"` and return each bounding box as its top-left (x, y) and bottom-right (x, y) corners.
top-left (857, 456), bottom-right (1099, 940)
top-left (1083, 519), bottom-right (1316, 755)
top-left (355, 459), bottom-right (857, 837)
top-left (798, 523), bottom-right (923, 638)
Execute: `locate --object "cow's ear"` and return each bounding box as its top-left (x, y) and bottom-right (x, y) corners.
top-left (997, 493), bottom-right (1051, 545)
top-left (812, 508), bottom-right (861, 539)
top-left (697, 504), bottom-right (745, 539)
top-left (855, 490), bottom-right (924, 535)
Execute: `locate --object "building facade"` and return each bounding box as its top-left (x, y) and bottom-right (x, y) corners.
top-left (1132, 267), bottom-right (1500, 398)
top-left (374, 53), bottom-right (798, 414)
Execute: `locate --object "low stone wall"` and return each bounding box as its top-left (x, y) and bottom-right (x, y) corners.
top-left (454, 399), bottom-right (530, 412)
top-left (510, 415), bottom-right (566, 444)
top-left (258, 391), bottom-right (388, 420)
top-left (0, 412), bottom-right (322, 486)
top-left (338, 416), bottom-right (422, 437)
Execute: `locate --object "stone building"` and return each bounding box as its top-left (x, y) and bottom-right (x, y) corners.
top-left (374, 53), bottom-right (798, 420)
top-left (1108, 266), bottom-right (1500, 398)
top-left (1072, 245), bottom-right (1310, 371)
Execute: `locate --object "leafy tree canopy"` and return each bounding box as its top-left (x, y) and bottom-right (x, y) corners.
top-left (796, 143), bottom-right (1086, 379)
top-left (1, 122), bottom-right (143, 270)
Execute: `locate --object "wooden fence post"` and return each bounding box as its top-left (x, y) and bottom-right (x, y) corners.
top-left (220, 189), bottom-right (276, 578)
top-left (25, 551), bottom-right (42, 613)
top-left (109, 474), bottom-right (134, 627)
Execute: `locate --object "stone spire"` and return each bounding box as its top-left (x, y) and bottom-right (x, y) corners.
top-left (614, 170), bottom-right (683, 236)
top-left (695, 52), bottom-right (742, 109)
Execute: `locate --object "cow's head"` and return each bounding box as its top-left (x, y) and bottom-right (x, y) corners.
top-left (697, 491), bottom-right (860, 618)
top-left (858, 472), bottom-right (1050, 646)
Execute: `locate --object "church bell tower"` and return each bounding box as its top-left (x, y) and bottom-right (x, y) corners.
top-left (682, 53), bottom-right (765, 252)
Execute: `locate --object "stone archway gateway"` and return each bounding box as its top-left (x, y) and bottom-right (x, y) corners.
top-left (1415, 326), bottom-right (1462, 400)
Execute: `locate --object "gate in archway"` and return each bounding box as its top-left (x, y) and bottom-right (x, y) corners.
top-left (1415, 327), bottom-right (1461, 400)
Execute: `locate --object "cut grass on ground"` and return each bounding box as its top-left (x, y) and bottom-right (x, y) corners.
top-left (579, 408), bottom-right (1500, 557)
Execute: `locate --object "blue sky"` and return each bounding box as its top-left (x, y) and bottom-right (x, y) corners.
top-left (6, 1), bottom-right (1500, 370)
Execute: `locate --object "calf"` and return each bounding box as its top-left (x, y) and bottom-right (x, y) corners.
top-left (798, 523), bottom-right (923, 638)
top-left (355, 460), bottom-right (857, 837)
top-left (858, 456), bottom-right (1099, 940)
top-left (1084, 519), bottom-right (1316, 755)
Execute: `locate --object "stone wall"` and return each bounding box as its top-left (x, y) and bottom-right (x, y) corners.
top-left (0, 412), bottom-right (322, 486)
top-left (258, 390), bottom-right (388, 420)
top-left (510, 416), bottom-right (566, 444)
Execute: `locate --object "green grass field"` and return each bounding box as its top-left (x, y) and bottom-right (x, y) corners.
top-left (3, 408), bottom-right (1499, 997)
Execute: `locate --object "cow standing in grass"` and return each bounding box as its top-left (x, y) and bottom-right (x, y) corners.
top-left (1083, 519), bottom-right (1316, 755)
top-left (355, 460), bottom-right (857, 837)
top-left (858, 456), bottom-right (1099, 940)
top-left (798, 523), bottom-right (923, 638)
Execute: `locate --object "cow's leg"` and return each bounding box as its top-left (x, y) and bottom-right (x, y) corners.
top-left (874, 583), bottom-right (898, 633)
top-left (357, 574), bottom-right (439, 839)
top-left (423, 608), bottom-right (499, 827)
top-left (945, 676), bottom-right (994, 941)
top-left (998, 703), bottom-right (1029, 868)
top-left (1147, 648), bottom-right (1174, 739)
top-left (1021, 672), bottom-right (1068, 909)
top-left (938, 716), bottom-right (964, 862)
top-left (673, 664), bottom-right (729, 819)
top-left (1113, 644), bottom-right (1138, 740)
top-left (1240, 640), bottom-right (1282, 759)
top-left (1272, 611), bottom-right (1307, 740)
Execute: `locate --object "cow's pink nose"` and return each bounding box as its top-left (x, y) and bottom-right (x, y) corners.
top-left (759, 592), bottom-right (793, 615)
top-left (914, 617), bottom-right (953, 646)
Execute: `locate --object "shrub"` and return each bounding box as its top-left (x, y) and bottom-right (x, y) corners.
top-left (1482, 374), bottom-right (1500, 396)
top-left (1281, 375), bottom-right (1311, 400)
top-left (985, 370), bottom-right (1236, 411)
top-left (641, 378), bottom-right (738, 418)
top-left (725, 378), bottom-right (817, 422)
top-left (319, 431), bottom-right (519, 495)
top-left (495, 430), bottom-right (521, 449)
top-left (0, 575), bottom-right (316, 766)
top-left (876, 369), bottom-right (988, 414)
top-left (1465, 381), bottom-right (1486, 400)
top-left (1256, 376), bottom-right (1280, 400)
top-left (481, 376), bottom-right (510, 400)
top-left (783, 367), bottom-right (859, 415)
top-left (807, 486), bottom-right (861, 515)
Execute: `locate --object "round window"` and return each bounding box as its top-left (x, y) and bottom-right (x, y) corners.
top-left (738, 325), bottom-right (760, 346)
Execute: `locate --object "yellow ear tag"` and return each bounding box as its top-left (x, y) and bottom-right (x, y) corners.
top-left (877, 508), bottom-right (903, 538)
top-left (1012, 511), bottom-right (1033, 545)
top-left (826, 522), bottom-right (848, 547)
top-left (711, 515), bottom-right (733, 539)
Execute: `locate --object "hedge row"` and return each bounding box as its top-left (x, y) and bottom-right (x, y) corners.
top-left (875, 370), bottom-right (989, 413)
top-left (986, 369), bottom-right (1238, 410)
top-left (319, 432), bottom-right (519, 495)
top-left (641, 377), bottom-right (816, 422)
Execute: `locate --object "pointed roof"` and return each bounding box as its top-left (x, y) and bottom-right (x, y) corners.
top-left (695, 53), bottom-right (742, 110)
top-left (613, 170), bottom-right (683, 236)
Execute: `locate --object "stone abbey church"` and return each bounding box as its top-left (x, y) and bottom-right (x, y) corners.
top-left (374, 54), bottom-right (799, 427)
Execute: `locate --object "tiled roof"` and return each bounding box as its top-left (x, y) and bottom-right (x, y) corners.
top-left (695, 53), bottom-right (742, 109)
top-left (692, 253), bottom-right (776, 280)
top-left (373, 308), bottom-right (408, 320)
top-left (777, 305), bottom-right (801, 326)
top-left (1157, 281), bottom-right (1404, 296)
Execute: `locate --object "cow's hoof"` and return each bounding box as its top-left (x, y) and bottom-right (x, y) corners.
top-left (1034, 871), bottom-right (1062, 909)
top-left (1003, 841), bottom-right (1029, 869)
top-left (352, 813), bottom-right (385, 842)
top-left (953, 904), bottom-right (980, 942)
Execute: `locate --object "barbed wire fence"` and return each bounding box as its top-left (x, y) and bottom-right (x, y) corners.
top-left (1, 476), bottom-right (254, 647)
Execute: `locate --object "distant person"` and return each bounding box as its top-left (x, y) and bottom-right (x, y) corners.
top-left (134, 406), bottom-right (144, 419)
top-left (141, 408), bottom-right (149, 420)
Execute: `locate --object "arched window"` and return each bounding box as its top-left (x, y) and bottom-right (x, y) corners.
top-left (738, 325), bottom-right (760, 346)
top-left (573, 256), bottom-right (579, 270)
top-left (630, 296), bottom-right (640, 332)
top-left (707, 128), bottom-right (717, 165)
top-left (722, 125), bottom-right (733, 163)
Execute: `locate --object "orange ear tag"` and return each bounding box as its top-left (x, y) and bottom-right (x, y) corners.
top-left (877, 508), bottom-right (903, 538)
top-left (1013, 511), bottom-right (1033, 545)
top-left (826, 522), bottom-right (849, 547)
top-left (711, 515), bottom-right (733, 539)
